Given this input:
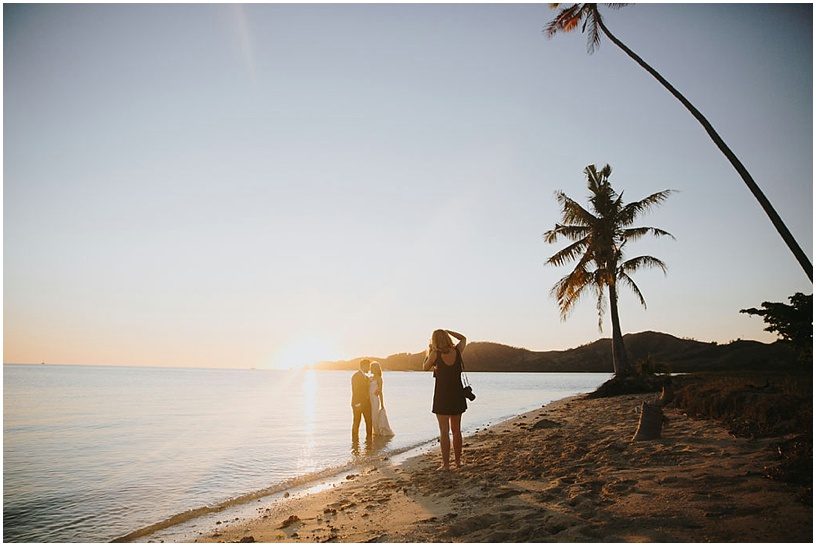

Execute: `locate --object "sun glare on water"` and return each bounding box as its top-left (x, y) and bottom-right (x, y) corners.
top-left (272, 335), bottom-right (345, 370)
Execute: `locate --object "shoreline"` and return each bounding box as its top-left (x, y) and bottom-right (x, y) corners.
top-left (128, 441), bottom-right (440, 543)
top-left (171, 392), bottom-right (810, 543)
top-left (127, 378), bottom-right (609, 543)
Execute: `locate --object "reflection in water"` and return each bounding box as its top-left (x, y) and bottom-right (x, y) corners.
top-left (301, 368), bottom-right (393, 470)
top-left (350, 434), bottom-right (392, 461)
top-left (4, 366), bottom-right (609, 543)
top-left (298, 370), bottom-right (319, 473)
top-left (303, 369), bottom-right (317, 427)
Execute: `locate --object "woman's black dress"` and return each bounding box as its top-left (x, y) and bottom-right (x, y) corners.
top-left (431, 349), bottom-right (467, 415)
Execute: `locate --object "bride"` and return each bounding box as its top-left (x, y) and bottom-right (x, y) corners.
top-left (369, 362), bottom-right (394, 437)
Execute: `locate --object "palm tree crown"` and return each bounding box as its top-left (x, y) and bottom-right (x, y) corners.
top-left (544, 164), bottom-right (674, 374)
top-left (544, 3), bottom-right (623, 54)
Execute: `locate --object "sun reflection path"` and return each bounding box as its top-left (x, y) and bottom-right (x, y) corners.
top-left (298, 370), bottom-right (319, 473)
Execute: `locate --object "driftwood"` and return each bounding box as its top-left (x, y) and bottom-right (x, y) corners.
top-left (632, 401), bottom-right (664, 441)
top-left (655, 384), bottom-right (674, 407)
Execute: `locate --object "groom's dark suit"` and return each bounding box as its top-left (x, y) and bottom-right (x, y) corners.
top-left (351, 369), bottom-right (372, 440)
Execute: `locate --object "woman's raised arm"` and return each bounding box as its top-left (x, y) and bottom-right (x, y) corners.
top-left (446, 329), bottom-right (467, 353)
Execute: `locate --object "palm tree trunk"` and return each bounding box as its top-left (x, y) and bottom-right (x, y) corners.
top-left (608, 282), bottom-right (632, 375)
top-left (598, 18), bottom-right (813, 282)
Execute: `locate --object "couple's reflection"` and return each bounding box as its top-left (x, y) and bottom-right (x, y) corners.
top-left (351, 434), bottom-right (392, 459)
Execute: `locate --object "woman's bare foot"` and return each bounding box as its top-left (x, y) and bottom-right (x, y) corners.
top-left (436, 464), bottom-right (450, 471)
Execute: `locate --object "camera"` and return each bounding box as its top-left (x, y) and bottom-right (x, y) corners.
top-left (463, 385), bottom-right (476, 401)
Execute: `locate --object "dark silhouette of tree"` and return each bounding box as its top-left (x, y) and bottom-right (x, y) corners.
top-left (740, 292), bottom-right (813, 361)
top-left (544, 4), bottom-right (812, 281)
top-left (544, 164), bottom-right (674, 376)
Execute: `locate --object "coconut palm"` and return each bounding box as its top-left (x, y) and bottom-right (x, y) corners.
top-left (544, 164), bottom-right (674, 376)
top-left (545, 4), bottom-right (812, 282)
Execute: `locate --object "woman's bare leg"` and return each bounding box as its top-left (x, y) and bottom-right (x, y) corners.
top-left (450, 413), bottom-right (463, 468)
top-left (435, 414), bottom-right (451, 470)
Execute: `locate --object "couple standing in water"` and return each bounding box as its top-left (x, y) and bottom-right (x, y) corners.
top-left (350, 359), bottom-right (395, 441)
top-left (351, 328), bottom-right (469, 471)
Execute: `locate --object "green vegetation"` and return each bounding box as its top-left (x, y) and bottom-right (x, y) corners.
top-left (740, 293), bottom-right (813, 362)
top-left (543, 164), bottom-right (674, 376)
top-left (544, 3), bottom-right (812, 280)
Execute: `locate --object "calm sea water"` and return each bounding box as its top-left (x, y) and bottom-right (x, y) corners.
top-left (3, 364), bottom-right (610, 542)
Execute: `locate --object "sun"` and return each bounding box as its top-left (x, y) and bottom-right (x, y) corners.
top-left (272, 335), bottom-right (345, 370)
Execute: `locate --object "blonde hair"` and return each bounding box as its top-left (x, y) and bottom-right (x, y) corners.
top-left (429, 329), bottom-right (454, 354)
top-left (370, 361), bottom-right (383, 377)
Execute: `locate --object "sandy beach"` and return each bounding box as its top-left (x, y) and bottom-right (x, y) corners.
top-left (192, 392), bottom-right (811, 543)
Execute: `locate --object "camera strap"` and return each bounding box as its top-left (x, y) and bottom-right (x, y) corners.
top-left (459, 349), bottom-right (470, 387)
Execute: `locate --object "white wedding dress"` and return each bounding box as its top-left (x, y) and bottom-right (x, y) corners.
top-left (369, 377), bottom-right (395, 437)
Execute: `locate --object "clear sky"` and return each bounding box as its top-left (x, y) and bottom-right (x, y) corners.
top-left (4, 3), bottom-right (813, 369)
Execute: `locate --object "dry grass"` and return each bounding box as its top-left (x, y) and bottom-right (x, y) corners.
top-left (671, 370), bottom-right (812, 496)
top-left (672, 372), bottom-right (811, 437)
top-left (588, 367), bottom-right (812, 498)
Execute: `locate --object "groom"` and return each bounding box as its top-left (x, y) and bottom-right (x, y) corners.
top-left (351, 359), bottom-right (372, 440)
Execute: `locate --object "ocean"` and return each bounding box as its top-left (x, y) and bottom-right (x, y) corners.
top-left (3, 364), bottom-right (610, 542)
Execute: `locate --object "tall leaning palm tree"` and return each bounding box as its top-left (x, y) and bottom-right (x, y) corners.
top-left (544, 164), bottom-right (674, 376)
top-left (545, 4), bottom-right (812, 282)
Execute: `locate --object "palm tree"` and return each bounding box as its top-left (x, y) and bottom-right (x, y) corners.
top-left (544, 164), bottom-right (674, 376)
top-left (544, 4), bottom-right (812, 282)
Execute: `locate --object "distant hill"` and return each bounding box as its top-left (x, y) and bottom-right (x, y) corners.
top-left (311, 331), bottom-right (797, 373)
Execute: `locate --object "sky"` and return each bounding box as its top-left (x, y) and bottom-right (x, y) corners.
top-left (4, 3), bottom-right (813, 369)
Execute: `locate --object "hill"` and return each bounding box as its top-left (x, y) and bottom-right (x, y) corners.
top-left (311, 331), bottom-right (798, 373)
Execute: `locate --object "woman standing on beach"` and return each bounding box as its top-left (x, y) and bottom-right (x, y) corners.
top-left (423, 329), bottom-right (467, 470)
top-left (369, 362), bottom-right (394, 437)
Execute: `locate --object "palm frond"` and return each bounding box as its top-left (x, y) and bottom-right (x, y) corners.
top-left (622, 226), bottom-right (676, 243)
top-left (620, 255), bottom-right (668, 276)
top-left (583, 164), bottom-right (606, 192)
top-left (556, 191), bottom-right (596, 226)
top-left (543, 4), bottom-right (605, 54)
top-left (617, 272), bottom-right (647, 308)
top-left (551, 265), bottom-right (596, 319)
top-left (583, 6), bottom-right (603, 54)
top-left (546, 237), bottom-right (591, 267)
top-left (543, 223), bottom-right (590, 244)
top-left (619, 190), bottom-right (675, 224)
top-left (543, 4), bottom-right (583, 39)
top-left (634, 188), bottom-right (675, 208)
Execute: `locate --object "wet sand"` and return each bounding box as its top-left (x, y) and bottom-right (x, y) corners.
top-left (191, 393), bottom-right (811, 543)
